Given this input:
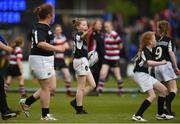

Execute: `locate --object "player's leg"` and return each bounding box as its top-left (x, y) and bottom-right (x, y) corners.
top-left (75, 75), bottom-right (87, 114)
top-left (18, 75), bottom-right (26, 98)
top-left (132, 89), bottom-right (155, 121)
top-left (4, 76), bottom-right (12, 92)
top-left (112, 66), bottom-right (123, 95)
top-left (97, 64), bottom-right (109, 94)
top-left (165, 80), bottom-right (177, 116)
top-left (61, 67), bottom-right (74, 96)
top-left (84, 72), bottom-right (96, 96)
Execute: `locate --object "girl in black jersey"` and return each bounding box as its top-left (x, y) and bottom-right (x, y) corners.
top-left (70, 18), bottom-right (96, 114)
top-left (19, 4), bottom-right (64, 120)
top-left (132, 31), bottom-right (171, 121)
top-left (155, 20), bottom-right (180, 117)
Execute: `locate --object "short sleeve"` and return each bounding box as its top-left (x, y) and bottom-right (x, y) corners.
top-left (37, 29), bottom-right (47, 43)
top-left (168, 40), bottom-right (174, 52)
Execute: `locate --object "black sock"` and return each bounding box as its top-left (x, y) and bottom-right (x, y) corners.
top-left (157, 96), bottom-right (165, 115)
top-left (25, 95), bottom-right (37, 106)
top-left (0, 77), bottom-right (9, 114)
top-left (76, 106), bottom-right (83, 112)
top-left (135, 99), bottom-right (151, 116)
top-left (42, 108), bottom-right (49, 117)
top-left (166, 92), bottom-right (176, 113)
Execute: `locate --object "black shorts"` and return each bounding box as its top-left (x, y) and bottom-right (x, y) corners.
top-left (6, 65), bottom-right (21, 77)
top-left (54, 59), bottom-right (68, 70)
top-left (103, 59), bottom-right (119, 67)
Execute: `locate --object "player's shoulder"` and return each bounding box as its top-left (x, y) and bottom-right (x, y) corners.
top-left (163, 36), bottom-right (173, 42)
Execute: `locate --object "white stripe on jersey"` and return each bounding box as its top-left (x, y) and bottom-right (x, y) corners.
top-left (105, 50), bottom-right (119, 54)
top-left (168, 40), bottom-right (172, 52)
top-left (104, 55), bottom-right (120, 60)
top-left (105, 44), bottom-right (119, 48)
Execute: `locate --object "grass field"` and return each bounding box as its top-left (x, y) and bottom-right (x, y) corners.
top-left (1, 78), bottom-right (180, 123)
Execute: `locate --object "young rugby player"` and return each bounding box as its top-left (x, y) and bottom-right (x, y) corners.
top-left (19, 3), bottom-right (64, 120)
top-left (53, 24), bottom-right (74, 97)
top-left (97, 21), bottom-right (123, 96)
top-left (154, 20), bottom-right (180, 117)
top-left (132, 31), bottom-right (173, 121)
top-left (70, 18), bottom-right (96, 114)
top-left (5, 36), bottom-right (27, 98)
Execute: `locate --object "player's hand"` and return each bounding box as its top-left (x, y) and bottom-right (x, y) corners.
top-left (162, 60), bottom-right (167, 64)
top-left (6, 46), bottom-right (13, 53)
top-left (175, 68), bottom-right (180, 75)
top-left (64, 42), bottom-right (70, 49)
top-left (55, 45), bottom-right (65, 52)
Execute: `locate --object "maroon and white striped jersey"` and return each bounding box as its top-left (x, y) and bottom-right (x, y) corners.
top-left (104, 31), bottom-right (122, 60)
top-left (9, 46), bottom-right (23, 65)
top-left (54, 35), bottom-right (66, 59)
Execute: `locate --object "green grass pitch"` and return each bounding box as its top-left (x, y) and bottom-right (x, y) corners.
top-left (1, 78), bottom-right (180, 123)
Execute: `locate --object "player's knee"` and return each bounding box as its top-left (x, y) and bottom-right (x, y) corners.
top-left (149, 94), bottom-right (156, 101)
top-left (160, 88), bottom-right (167, 97)
top-left (91, 83), bottom-right (96, 89)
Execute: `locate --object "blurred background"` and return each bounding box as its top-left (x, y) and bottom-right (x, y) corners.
top-left (0, 0), bottom-right (180, 87)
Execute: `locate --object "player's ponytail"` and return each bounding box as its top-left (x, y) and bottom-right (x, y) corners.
top-left (33, 3), bottom-right (54, 20)
top-left (72, 18), bottom-right (87, 31)
top-left (157, 20), bottom-right (169, 36)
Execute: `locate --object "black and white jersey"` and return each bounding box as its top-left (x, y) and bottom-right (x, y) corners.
top-left (134, 47), bottom-right (154, 73)
top-left (30, 23), bottom-right (54, 56)
top-left (73, 32), bottom-right (88, 58)
top-left (153, 35), bottom-right (175, 61)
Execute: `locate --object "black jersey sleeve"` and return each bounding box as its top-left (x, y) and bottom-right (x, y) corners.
top-left (168, 39), bottom-right (175, 52)
top-left (36, 29), bottom-right (47, 43)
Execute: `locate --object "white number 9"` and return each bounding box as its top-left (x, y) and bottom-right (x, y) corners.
top-left (155, 47), bottom-right (162, 60)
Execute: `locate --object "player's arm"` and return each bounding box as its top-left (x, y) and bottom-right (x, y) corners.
top-left (147, 60), bottom-right (167, 66)
top-left (17, 59), bottom-right (23, 73)
top-left (168, 40), bottom-right (180, 72)
top-left (142, 50), bottom-right (167, 66)
top-left (37, 42), bottom-right (65, 52)
top-left (0, 41), bottom-right (13, 53)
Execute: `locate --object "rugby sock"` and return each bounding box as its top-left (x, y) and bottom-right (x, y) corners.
top-left (135, 99), bottom-right (151, 116)
top-left (157, 96), bottom-right (165, 115)
top-left (25, 95), bottom-right (37, 106)
top-left (19, 85), bottom-right (26, 96)
top-left (117, 80), bottom-right (123, 95)
top-left (42, 108), bottom-right (49, 117)
top-left (97, 79), bottom-right (105, 93)
top-left (166, 92), bottom-right (176, 113)
top-left (4, 83), bottom-right (9, 91)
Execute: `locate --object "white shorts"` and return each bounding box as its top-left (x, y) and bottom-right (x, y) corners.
top-left (155, 62), bottom-right (177, 82)
top-left (134, 72), bottom-right (158, 92)
top-left (29, 55), bottom-right (55, 79)
top-left (73, 57), bottom-right (90, 76)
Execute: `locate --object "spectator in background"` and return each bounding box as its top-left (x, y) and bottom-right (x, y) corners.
top-left (97, 21), bottom-right (123, 96)
top-left (4, 36), bottom-right (27, 98)
top-left (87, 19), bottom-right (104, 89)
top-left (53, 24), bottom-right (74, 97)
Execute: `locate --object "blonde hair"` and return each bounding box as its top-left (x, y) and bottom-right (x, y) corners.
top-left (157, 20), bottom-right (169, 36)
top-left (137, 31), bottom-right (155, 58)
top-left (72, 18), bottom-right (87, 31)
